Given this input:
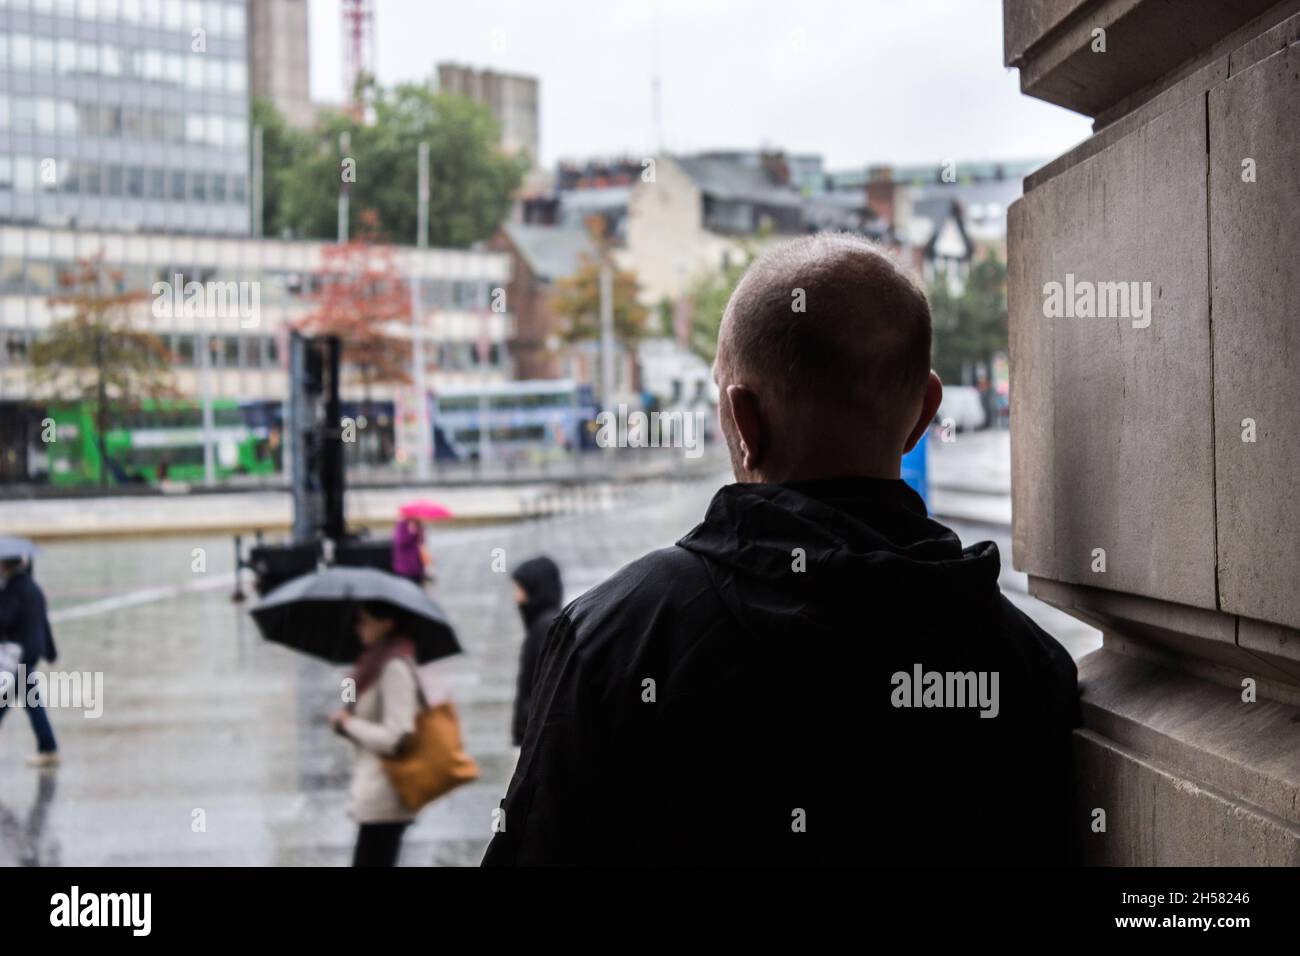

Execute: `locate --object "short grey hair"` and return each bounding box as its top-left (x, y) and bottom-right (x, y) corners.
top-left (719, 233), bottom-right (932, 431)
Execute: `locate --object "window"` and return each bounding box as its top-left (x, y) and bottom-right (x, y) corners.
top-left (12, 36), bottom-right (32, 71)
top-left (242, 336), bottom-right (261, 369)
top-left (78, 42), bottom-right (98, 74)
top-left (57, 40), bottom-right (77, 74)
top-left (106, 164), bottom-right (123, 197)
top-left (174, 335), bottom-right (195, 367)
top-left (223, 3), bottom-right (244, 36)
top-left (164, 53), bottom-right (183, 85)
top-left (100, 45), bottom-right (122, 77)
top-left (226, 117), bottom-right (246, 150)
top-left (26, 260), bottom-right (53, 296)
top-left (35, 98), bottom-right (56, 134)
top-left (57, 101), bottom-right (77, 135)
top-left (205, 57), bottom-right (224, 92)
top-left (0, 97), bottom-right (8, 132)
top-left (62, 162), bottom-right (80, 195)
top-left (83, 163), bottom-right (101, 196)
top-left (12, 99), bottom-right (34, 134)
top-left (170, 170), bottom-right (186, 201)
top-left (14, 158), bottom-right (35, 193)
top-left (122, 107), bottom-right (143, 138)
top-left (211, 172), bottom-right (226, 202)
top-left (185, 56), bottom-right (203, 89)
top-left (40, 158), bottom-right (60, 191)
top-left (225, 60), bottom-right (246, 94)
top-left (230, 174), bottom-right (245, 203)
top-left (128, 166), bottom-right (144, 198)
top-left (32, 38), bottom-right (54, 73)
top-left (148, 167), bottom-right (165, 199)
top-left (0, 158), bottom-right (12, 192)
top-left (1, 258), bottom-right (24, 293)
top-left (185, 113), bottom-right (204, 143)
top-left (191, 170), bottom-right (206, 201)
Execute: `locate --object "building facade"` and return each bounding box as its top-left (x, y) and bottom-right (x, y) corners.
top-left (436, 63), bottom-right (538, 165)
top-left (249, 0), bottom-right (314, 128)
top-left (0, 0), bottom-right (252, 235)
top-left (0, 223), bottom-right (513, 481)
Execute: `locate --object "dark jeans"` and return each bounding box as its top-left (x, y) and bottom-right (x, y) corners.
top-left (352, 822), bottom-right (409, 867)
top-left (0, 669), bottom-right (58, 753)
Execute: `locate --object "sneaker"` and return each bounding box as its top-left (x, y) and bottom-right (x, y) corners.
top-left (25, 752), bottom-right (59, 769)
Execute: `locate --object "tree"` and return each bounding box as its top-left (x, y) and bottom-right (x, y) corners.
top-left (297, 211), bottom-right (413, 407)
top-left (550, 253), bottom-right (650, 351)
top-left (251, 96), bottom-right (311, 239)
top-left (928, 251), bottom-right (1008, 388)
top-left (272, 84), bottom-right (526, 247)
top-left (686, 247), bottom-right (755, 365)
top-left (30, 255), bottom-right (176, 486)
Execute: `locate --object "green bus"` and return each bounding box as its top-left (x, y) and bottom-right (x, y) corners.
top-left (46, 400), bottom-right (279, 487)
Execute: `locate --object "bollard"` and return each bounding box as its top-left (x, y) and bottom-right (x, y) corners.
top-left (230, 534), bottom-right (246, 603)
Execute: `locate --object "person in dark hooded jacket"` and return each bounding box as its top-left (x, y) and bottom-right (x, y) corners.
top-left (0, 557), bottom-right (59, 767)
top-left (509, 557), bottom-right (563, 747)
top-left (483, 234), bottom-right (1079, 867)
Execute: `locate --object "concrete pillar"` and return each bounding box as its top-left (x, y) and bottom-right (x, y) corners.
top-left (1004, 0), bottom-right (1300, 864)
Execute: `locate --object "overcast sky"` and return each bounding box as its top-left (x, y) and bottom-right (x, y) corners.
top-left (308, 0), bottom-right (1092, 171)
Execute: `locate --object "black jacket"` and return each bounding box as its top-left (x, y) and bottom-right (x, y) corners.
top-left (0, 570), bottom-right (57, 668)
top-left (510, 557), bottom-right (563, 747)
top-left (483, 478), bottom-right (1079, 866)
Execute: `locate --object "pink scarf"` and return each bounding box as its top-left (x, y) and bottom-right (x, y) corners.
top-left (351, 635), bottom-right (416, 698)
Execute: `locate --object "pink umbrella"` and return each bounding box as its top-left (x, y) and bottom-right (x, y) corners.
top-left (399, 500), bottom-right (453, 521)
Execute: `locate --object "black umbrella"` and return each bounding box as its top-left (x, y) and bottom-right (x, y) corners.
top-left (0, 536), bottom-right (37, 563)
top-left (250, 566), bottom-right (461, 665)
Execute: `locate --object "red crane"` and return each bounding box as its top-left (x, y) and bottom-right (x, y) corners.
top-left (340, 0), bottom-right (374, 120)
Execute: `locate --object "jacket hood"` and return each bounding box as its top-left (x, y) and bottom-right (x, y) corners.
top-left (676, 478), bottom-right (1002, 635)
top-left (512, 556), bottom-right (564, 628)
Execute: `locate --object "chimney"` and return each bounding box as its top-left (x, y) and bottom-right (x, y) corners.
top-left (865, 165), bottom-right (896, 228)
top-left (759, 150), bottom-right (791, 186)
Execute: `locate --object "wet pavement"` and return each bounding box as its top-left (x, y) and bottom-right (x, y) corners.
top-left (0, 471), bottom-right (1098, 866)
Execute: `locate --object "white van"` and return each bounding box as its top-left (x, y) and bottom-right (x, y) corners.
top-left (937, 386), bottom-right (987, 432)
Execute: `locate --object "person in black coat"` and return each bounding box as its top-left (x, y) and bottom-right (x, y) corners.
top-left (483, 234), bottom-right (1079, 866)
top-left (0, 558), bottom-right (60, 767)
top-left (509, 557), bottom-right (563, 748)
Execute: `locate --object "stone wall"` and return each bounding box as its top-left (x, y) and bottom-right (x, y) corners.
top-left (1004, 0), bottom-right (1300, 864)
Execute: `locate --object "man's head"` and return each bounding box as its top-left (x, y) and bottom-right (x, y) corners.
top-left (0, 557), bottom-right (24, 579)
top-left (713, 232), bottom-right (942, 484)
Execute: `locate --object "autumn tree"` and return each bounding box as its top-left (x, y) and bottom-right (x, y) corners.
top-left (550, 252), bottom-right (649, 352)
top-left (298, 211), bottom-right (412, 461)
top-left (30, 255), bottom-right (176, 486)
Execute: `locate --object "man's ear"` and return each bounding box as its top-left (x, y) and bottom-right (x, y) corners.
top-left (726, 384), bottom-right (765, 472)
top-left (903, 371), bottom-right (943, 453)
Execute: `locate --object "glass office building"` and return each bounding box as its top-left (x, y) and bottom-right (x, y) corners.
top-left (0, 0), bottom-right (251, 234)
